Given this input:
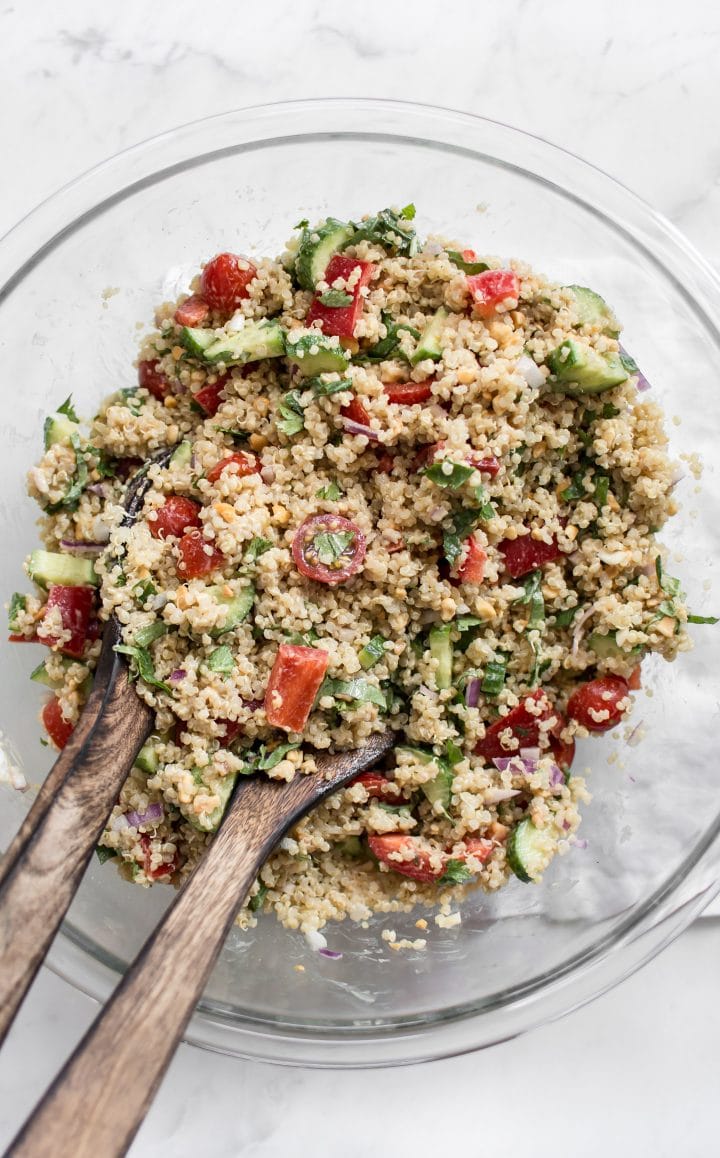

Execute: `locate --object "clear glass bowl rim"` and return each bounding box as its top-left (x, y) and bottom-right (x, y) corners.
top-left (2, 97), bottom-right (720, 1068)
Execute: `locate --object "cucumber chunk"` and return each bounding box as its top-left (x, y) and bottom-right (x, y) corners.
top-left (546, 339), bottom-right (628, 394)
top-left (336, 835), bottom-right (364, 858)
top-left (507, 819), bottom-right (555, 883)
top-left (428, 623), bottom-right (453, 690)
top-left (421, 765), bottom-right (454, 815)
top-left (30, 658), bottom-right (69, 688)
top-left (186, 771), bottom-right (238, 832)
top-left (44, 413), bottom-right (79, 450)
top-left (209, 583), bottom-right (255, 637)
top-left (180, 326), bottom-right (217, 358)
top-left (28, 550), bottom-right (98, 589)
top-left (170, 440), bottom-right (193, 467)
top-left (285, 332), bottom-right (350, 376)
top-left (566, 285), bottom-right (619, 337)
top-left (203, 320), bottom-right (286, 365)
top-left (295, 218), bottom-right (354, 290)
top-left (588, 631), bottom-right (623, 659)
top-left (395, 744), bottom-right (436, 765)
top-left (411, 307), bottom-right (447, 366)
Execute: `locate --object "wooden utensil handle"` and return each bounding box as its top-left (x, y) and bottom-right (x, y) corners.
top-left (5, 771), bottom-right (328, 1158)
top-left (0, 654), bottom-right (152, 1048)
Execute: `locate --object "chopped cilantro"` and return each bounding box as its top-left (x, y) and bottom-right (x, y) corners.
top-left (294, 218), bottom-right (309, 230)
top-left (354, 310), bottom-right (420, 364)
top-left (424, 461), bottom-right (475, 490)
top-left (516, 569), bottom-right (545, 629)
top-left (316, 481), bottom-right (342, 501)
top-left (348, 205), bottom-right (418, 257)
top-left (314, 530), bottom-right (354, 565)
top-left (593, 474), bottom-right (610, 509)
top-left (114, 644), bottom-right (172, 694)
top-left (244, 537), bottom-right (272, 563)
top-left (318, 289), bottom-right (353, 307)
top-left (439, 858), bottom-right (474, 885)
top-left (277, 390), bottom-right (305, 436)
top-left (687, 613), bottom-right (719, 625)
top-left (57, 395), bottom-right (80, 423)
top-left (213, 426), bottom-right (250, 444)
top-left (95, 846), bottom-right (117, 865)
top-left (553, 606), bottom-right (580, 628)
top-left (446, 250), bottom-right (489, 275)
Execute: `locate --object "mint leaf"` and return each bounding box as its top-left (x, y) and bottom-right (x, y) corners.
top-left (316, 481), bottom-right (342, 501)
top-left (114, 644), bottom-right (172, 694)
top-left (314, 530), bottom-right (354, 565)
top-left (439, 858), bottom-right (474, 885)
top-left (244, 537), bottom-right (272, 562)
top-left (318, 677), bottom-right (386, 710)
top-left (424, 461), bottom-right (475, 490)
top-left (57, 395), bottom-right (80, 423)
top-left (318, 290), bottom-right (353, 307)
top-left (446, 250), bottom-right (489, 275)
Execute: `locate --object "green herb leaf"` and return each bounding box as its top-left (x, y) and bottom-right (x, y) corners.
top-left (687, 613), bottom-right (719, 625)
top-left (348, 206), bottom-right (418, 257)
top-left (316, 481), bottom-right (342, 501)
top-left (354, 310), bottom-right (421, 364)
top-left (57, 395), bottom-right (80, 423)
top-left (254, 741), bottom-right (302, 771)
top-left (601, 402), bottom-right (621, 419)
top-left (206, 645), bottom-right (235, 676)
top-left (318, 289), bottom-right (353, 307)
top-left (593, 474), bottom-right (610, 509)
top-left (561, 471), bottom-right (588, 503)
top-left (481, 659), bottom-right (507, 696)
top-left (134, 621), bottom-right (170, 648)
top-left (277, 390), bottom-right (305, 436)
top-left (8, 593), bottom-right (27, 632)
top-left (307, 375), bottom-right (353, 398)
top-left (444, 739), bottom-right (464, 767)
top-left (446, 250), bottom-right (490, 275)
top-left (439, 858), bottom-right (474, 885)
top-left (423, 461), bottom-right (475, 490)
top-left (358, 635), bottom-right (388, 670)
top-left (134, 582), bottom-right (158, 610)
top-left (213, 426), bottom-right (250, 444)
top-left (619, 351), bottom-right (639, 374)
top-left (442, 502), bottom-right (494, 567)
top-left (515, 569), bottom-right (545, 629)
top-left (114, 644), bottom-right (172, 694)
top-left (314, 530), bottom-right (354, 565)
top-left (318, 677), bottom-right (387, 710)
top-left (244, 537), bottom-right (273, 563)
top-left (117, 388), bottom-right (143, 417)
top-left (294, 218), bottom-right (309, 230)
top-left (553, 606), bottom-right (580, 628)
top-left (400, 203), bottom-right (416, 220)
top-left (249, 883), bottom-right (268, 911)
top-left (95, 846), bottom-right (117, 864)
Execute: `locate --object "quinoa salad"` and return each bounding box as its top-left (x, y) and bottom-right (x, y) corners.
top-left (7, 205), bottom-right (717, 932)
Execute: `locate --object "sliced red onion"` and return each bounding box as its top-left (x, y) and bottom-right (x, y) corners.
top-left (169, 668), bottom-right (187, 683)
top-left (87, 482), bottom-right (108, 497)
top-left (260, 464), bottom-right (276, 484)
top-left (519, 746), bottom-right (540, 761)
top-left (549, 764), bottom-right (565, 788)
top-left (492, 755), bottom-right (537, 774)
top-left (562, 818), bottom-right (571, 831)
top-left (59, 539), bottom-right (106, 554)
top-left (620, 345), bottom-right (651, 391)
top-left (571, 606), bottom-right (594, 657)
top-left (242, 698), bottom-right (263, 711)
top-left (341, 418), bottom-right (381, 441)
top-left (110, 813), bottom-right (130, 832)
top-left (516, 354), bottom-right (545, 390)
top-left (126, 802), bottom-right (164, 828)
top-left (571, 836), bottom-right (588, 850)
top-left (318, 948), bottom-right (343, 960)
top-left (484, 786), bottom-right (521, 803)
top-left (190, 452), bottom-right (197, 471)
top-left (465, 677), bottom-right (481, 708)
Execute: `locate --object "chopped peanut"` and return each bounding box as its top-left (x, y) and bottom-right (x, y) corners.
top-left (249, 433), bottom-right (268, 451)
top-left (456, 367), bottom-right (475, 385)
top-left (655, 616), bottom-right (677, 638)
top-left (475, 599), bottom-right (495, 621)
top-left (273, 505), bottom-right (290, 526)
top-left (564, 524), bottom-right (578, 541)
top-left (215, 502), bottom-right (235, 523)
top-left (164, 396), bottom-right (177, 409)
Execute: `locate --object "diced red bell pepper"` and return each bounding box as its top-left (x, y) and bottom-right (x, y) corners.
top-left (8, 634), bottom-right (38, 643)
top-left (341, 398), bottom-right (371, 426)
top-left (384, 380), bottom-right (433, 405)
top-left (467, 452), bottom-right (501, 477)
top-left (368, 834), bottom-right (445, 882)
top-left (206, 452), bottom-right (260, 485)
top-left (42, 696), bottom-right (74, 750)
top-left (176, 530), bottom-right (225, 580)
top-left (467, 270), bottom-right (520, 319)
top-left (454, 537), bottom-right (487, 584)
top-left (499, 533), bottom-right (561, 579)
top-left (350, 771), bottom-right (403, 803)
top-left (193, 375), bottom-right (228, 417)
top-left (567, 676), bottom-right (630, 733)
top-left (306, 255), bottom-right (374, 338)
top-left (264, 643), bottom-right (329, 733)
top-left (475, 689), bottom-right (556, 761)
top-left (37, 584), bottom-right (95, 658)
top-left (627, 664), bottom-right (642, 691)
top-left (412, 441), bottom-right (445, 472)
top-left (174, 294), bottom-right (210, 327)
top-left (139, 834), bottom-right (178, 881)
top-left (138, 359), bottom-right (170, 401)
top-left (548, 711), bottom-right (575, 772)
top-left (149, 496), bottom-right (202, 540)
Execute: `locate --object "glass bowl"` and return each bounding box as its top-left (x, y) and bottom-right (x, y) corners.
top-left (1, 99), bottom-right (719, 1067)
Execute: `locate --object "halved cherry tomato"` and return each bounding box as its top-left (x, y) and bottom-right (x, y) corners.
top-left (341, 398), bottom-right (371, 426)
top-left (264, 643), bottom-right (330, 733)
top-left (149, 496), bottom-right (201, 540)
top-left (37, 584), bottom-right (95, 658)
top-left (138, 359), bottom-right (170, 401)
top-left (548, 712), bottom-right (575, 772)
top-left (139, 834), bottom-right (178, 881)
top-left (475, 689), bottom-right (556, 761)
top-left (499, 533), bottom-right (561, 579)
top-left (467, 269), bottom-right (520, 319)
top-left (462, 837), bottom-right (494, 864)
top-left (567, 676), bottom-right (630, 732)
top-left (384, 380), bottom-right (433, 405)
top-left (350, 771), bottom-right (403, 803)
top-left (174, 294), bottom-right (210, 327)
top-left (292, 514), bottom-right (366, 585)
top-left (177, 530), bottom-right (224, 580)
top-left (386, 538), bottom-right (405, 554)
top-left (200, 253), bottom-right (257, 313)
top-left (627, 664), bottom-right (643, 691)
top-left (193, 376), bottom-right (228, 417)
top-left (368, 834), bottom-right (445, 883)
top-left (42, 696), bottom-right (74, 750)
top-left (454, 537), bottom-right (487, 584)
top-left (206, 452), bottom-right (260, 485)
top-left (376, 451), bottom-right (395, 474)
top-left (467, 452), bottom-right (501, 477)
top-left (306, 255), bottom-right (375, 338)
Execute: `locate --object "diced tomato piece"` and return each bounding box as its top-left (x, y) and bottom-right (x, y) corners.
top-left (455, 537), bottom-right (487, 584)
top-left (306, 255), bottom-right (375, 338)
top-left (368, 834), bottom-right (445, 883)
top-left (149, 496), bottom-right (202, 540)
top-left (475, 689), bottom-right (556, 761)
top-left (462, 249), bottom-right (478, 262)
top-left (139, 834), bottom-right (178, 881)
top-left (461, 837), bottom-right (494, 864)
top-left (350, 771), bottom-right (403, 803)
top-left (412, 441), bottom-right (445, 472)
top-left (384, 380), bottom-right (433, 405)
top-left (376, 451), bottom-right (395, 474)
top-left (176, 530), bottom-right (224, 580)
top-left (206, 452), bottom-right (260, 485)
top-left (386, 538), bottom-right (405, 554)
top-left (8, 634), bottom-right (38, 643)
top-left (200, 253), bottom-right (257, 314)
top-left (467, 269), bottom-right (520, 319)
top-left (499, 533), bottom-right (561, 579)
top-left (627, 664), bottom-right (642, 691)
top-left (174, 294), bottom-right (210, 327)
top-left (467, 452), bottom-right (501, 477)
top-left (217, 718), bottom-right (242, 746)
top-left (42, 696), bottom-right (74, 750)
top-left (37, 585), bottom-right (95, 658)
top-left (567, 676), bottom-right (630, 733)
top-left (341, 398), bottom-right (371, 426)
top-left (264, 643), bottom-right (330, 733)
top-left (194, 375), bottom-right (228, 417)
top-left (138, 360), bottom-right (170, 401)
top-left (548, 712), bottom-right (575, 772)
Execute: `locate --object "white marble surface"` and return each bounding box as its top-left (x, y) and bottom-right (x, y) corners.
top-left (2, 0), bottom-right (720, 1154)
